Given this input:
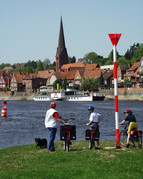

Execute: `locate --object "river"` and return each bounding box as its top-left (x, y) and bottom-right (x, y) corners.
top-left (0, 100), bottom-right (143, 149)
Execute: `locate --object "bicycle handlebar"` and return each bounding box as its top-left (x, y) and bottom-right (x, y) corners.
top-left (60, 117), bottom-right (76, 122)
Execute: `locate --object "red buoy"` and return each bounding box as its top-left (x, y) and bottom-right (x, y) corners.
top-left (1, 107), bottom-right (7, 117)
top-left (1, 101), bottom-right (7, 117)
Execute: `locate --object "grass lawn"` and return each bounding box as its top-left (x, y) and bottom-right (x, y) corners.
top-left (0, 141), bottom-right (143, 179)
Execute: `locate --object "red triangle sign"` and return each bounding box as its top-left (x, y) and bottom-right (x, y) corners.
top-left (108, 33), bottom-right (122, 46)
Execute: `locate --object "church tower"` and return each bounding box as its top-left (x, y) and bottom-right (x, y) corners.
top-left (56, 17), bottom-right (68, 72)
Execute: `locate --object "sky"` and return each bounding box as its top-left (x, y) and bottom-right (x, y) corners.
top-left (0, 0), bottom-right (142, 65)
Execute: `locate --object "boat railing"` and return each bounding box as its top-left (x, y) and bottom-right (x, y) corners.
top-left (33, 95), bottom-right (51, 98)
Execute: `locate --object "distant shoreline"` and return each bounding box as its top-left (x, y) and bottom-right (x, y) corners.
top-left (0, 94), bottom-right (143, 101)
top-left (0, 95), bottom-right (33, 101)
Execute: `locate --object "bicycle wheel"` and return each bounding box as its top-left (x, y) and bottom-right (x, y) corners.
top-left (120, 130), bottom-right (127, 146)
top-left (66, 141), bottom-right (69, 152)
top-left (91, 139), bottom-right (95, 149)
top-left (138, 136), bottom-right (142, 148)
top-left (131, 134), bottom-right (139, 147)
top-left (64, 141), bottom-right (66, 151)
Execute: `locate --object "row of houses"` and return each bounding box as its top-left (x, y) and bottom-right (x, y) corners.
top-left (0, 57), bottom-right (143, 93)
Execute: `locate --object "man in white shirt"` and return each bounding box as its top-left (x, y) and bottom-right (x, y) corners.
top-left (45, 102), bottom-right (67, 152)
top-left (86, 106), bottom-right (101, 149)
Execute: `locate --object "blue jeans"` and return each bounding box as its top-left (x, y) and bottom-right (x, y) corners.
top-left (47, 128), bottom-right (57, 151)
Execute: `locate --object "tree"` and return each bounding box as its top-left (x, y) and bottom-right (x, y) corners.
top-left (26, 65), bottom-right (33, 73)
top-left (105, 59), bottom-right (112, 65)
top-left (124, 43), bottom-right (140, 60)
top-left (0, 63), bottom-right (11, 70)
top-left (130, 43), bottom-right (143, 64)
top-left (62, 78), bottom-right (69, 90)
top-left (117, 56), bottom-right (128, 66)
top-left (15, 67), bottom-right (26, 72)
top-left (43, 59), bottom-right (51, 70)
top-left (36, 60), bottom-right (44, 72)
top-left (52, 79), bottom-right (62, 90)
top-left (108, 50), bottom-right (120, 61)
top-left (68, 56), bottom-right (76, 63)
top-left (83, 52), bottom-right (98, 64)
top-left (98, 72), bottom-right (104, 86)
top-left (80, 78), bottom-right (99, 92)
top-left (27, 60), bottom-right (37, 70)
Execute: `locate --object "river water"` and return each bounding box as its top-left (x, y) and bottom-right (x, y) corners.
top-left (0, 100), bottom-right (143, 149)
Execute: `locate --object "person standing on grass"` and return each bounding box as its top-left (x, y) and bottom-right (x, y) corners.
top-left (45, 102), bottom-right (68, 152)
top-left (86, 106), bottom-right (101, 149)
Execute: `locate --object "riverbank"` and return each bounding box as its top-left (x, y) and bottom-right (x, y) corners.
top-left (0, 141), bottom-right (143, 179)
top-left (0, 88), bottom-right (143, 100)
top-left (101, 88), bottom-right (143, 101)
top-left (0, 92), bottom-right (33, 100)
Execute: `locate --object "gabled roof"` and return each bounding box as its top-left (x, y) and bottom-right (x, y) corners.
top-left (85, 64), bottom-right (100, 71)
top-left (125, 68), bottom-right (139, 77)
top-left (127, 62), bottom-right (140, 71)
top-left (12, 72), bottom-right (37, 83)
top-left (103, 70), bottom-right (113, 80)
top-left (54, 70), bottom-right (78, 80)
top-left (61, 62), bottom-right (85, 70)
top-left (84, 68), bottom-right (102, 79)
top-left (118, 64), bottom-right (129, 71)
top-left (0, 72), bottom-right (12, 83)
top-left (2, 66), bottom-right (14, 71)
top-left (37, 70), bottom-right (55, 79)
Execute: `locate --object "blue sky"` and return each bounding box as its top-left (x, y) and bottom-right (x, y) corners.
top-left (0, 0), bottom-right (142, 64)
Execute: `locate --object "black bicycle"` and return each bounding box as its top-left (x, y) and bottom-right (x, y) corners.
top-left (60, 124), bottom-right (76, 152)
top-left (120, 124), bottom-right (142, 148)
top-left (85, 128), bottom-right (100, 149)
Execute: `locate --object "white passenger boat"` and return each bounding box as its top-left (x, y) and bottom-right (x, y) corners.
top-left (66, 95), bottom-right (93, 101)
top-left (33, 92), bottom-right (105, 102)
top-left (33, 95), bottom-right (51, 101)
top-left (50, 92), bottom-right (65, 101)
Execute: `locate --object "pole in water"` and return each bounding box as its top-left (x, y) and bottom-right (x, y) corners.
top-left (108, 33), bottom-right (122, 148)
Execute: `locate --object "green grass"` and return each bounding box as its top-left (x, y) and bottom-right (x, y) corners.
top-left (0, 141), bottom-right (143, 179)
top-left (20, 97), bottom-right (27, 100)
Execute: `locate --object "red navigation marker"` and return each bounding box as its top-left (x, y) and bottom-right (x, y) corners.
top-left (108, 33), bottom-right (122, 148)
top-left (108, 33), bottom-right (121, 46)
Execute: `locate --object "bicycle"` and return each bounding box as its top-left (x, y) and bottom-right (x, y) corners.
top-left (120, 124), bottom-right (142, 148)
top-left (60, 124), bottom-right (76, 152)
top-left (85, 128), bottom-right (100, 149)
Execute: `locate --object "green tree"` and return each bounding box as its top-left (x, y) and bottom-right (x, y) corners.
top-left (105, 59), bottom-right (112, 65)
top-left (130, 43), bottom-right (143, 64)
top-left (0, 63), bottom-right (11, 70)
top-left (98, 72), bottom-right (104, 86)
top-left (52, 79), bottom-right (62, 90)
top-left (124, 43), bottom-right (140, 60)
top-left (62, 78), bottom-right (69, 90)
top-left (83, 52), bottom-right (98, 64)
top-left (27, 60), bottom-right (37, 71)
top-left (26, 65), bottom-right (33, 73)
top-left (15, 67), bottom-right (26, 72)
top-left (68, 56), bottom-right (76, 63)
top-left (117, 56), bottom-right (128, 66)
top-left (108, 50), bottom-right (120, 61)
top-left (80, 78), bottom-right (99, 92)
top-left (36, 60), bottom-right (44, 72)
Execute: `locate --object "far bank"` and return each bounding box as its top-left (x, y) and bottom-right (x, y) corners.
top-left (0, 88), bottom-right (143, 101)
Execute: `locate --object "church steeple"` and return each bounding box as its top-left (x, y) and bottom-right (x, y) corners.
top-left (56, 17), bottom-right (68, 72)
